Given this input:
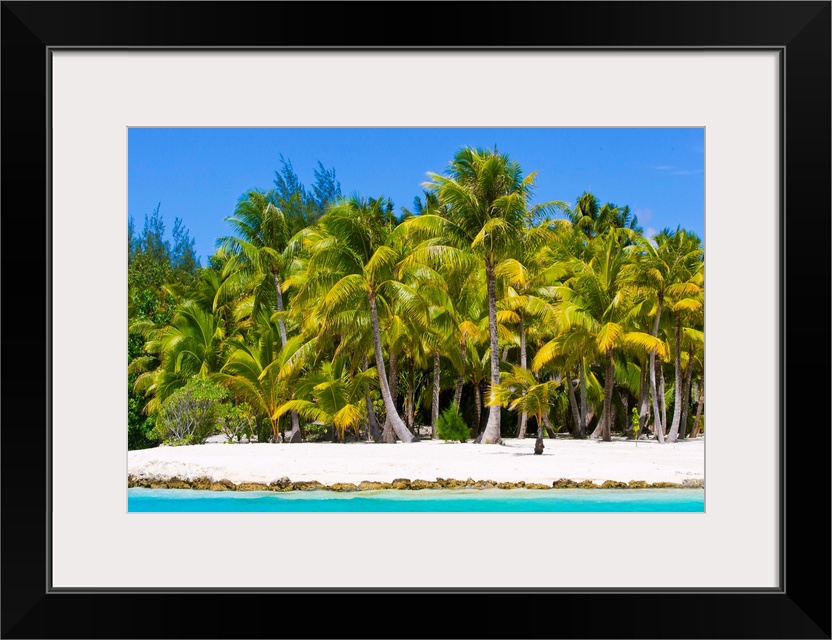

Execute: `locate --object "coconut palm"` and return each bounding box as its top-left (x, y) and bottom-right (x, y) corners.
top-left (216, 335), bottom-right (292, 442)
top-left (297, 194), bottom-right (425, 443)
top-left (665, 260), bottom-right (704, 442)
top-left (548, 229), bottom-right (666, 441)
top-left (418, 146), bottom-right (543, 444)
top-left (276, 361), bottom-right (377, 442)
top-left (218, 189), bottom-right (307, 441)
top-left (496, 221), bottom-right (565, 437)
top-left (569, 192), bottom-right (642, 239)
top-left (634, 227), bottom-right (704, 442)
top-left (488, 365), bottom-right (561, 454)
top-left (130, 300), bottom-right (229, 414)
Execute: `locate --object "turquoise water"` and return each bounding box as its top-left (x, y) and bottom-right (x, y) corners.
top-left (128, 488), bottom-right (704, 512)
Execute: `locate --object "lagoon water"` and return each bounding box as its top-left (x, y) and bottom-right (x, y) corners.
top-left (128, 487), bottom-right (704, 512)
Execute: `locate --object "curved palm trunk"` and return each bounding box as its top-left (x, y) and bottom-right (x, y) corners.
top-left (590, 406), bottom-right (605, 439)
top-left (579, 357), bottom-right (588, 435)
top-left (369, 293), bottom-right (415, 443)
top-left (479, 268), bottom-right (502, 444)
top-left (566, 373), bottom-right (582, 437)
top-left (667, 311), bottom-right (684, 442)
top-left (650, 297), bottom-right (665, 443)
top-left (517, 313), bottom-right (529, 439)
top-left (381, 351), bottom-right (399, 443)
top-left (600, 349), bottom-right (615, 441)
top-left (274, 271), bottom-right (302, 443)
top-left (431, 350), bottom-right (440, 438)
top-left (541, 412), bottom-right (557, 439)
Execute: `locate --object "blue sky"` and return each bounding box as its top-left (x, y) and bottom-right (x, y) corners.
top-left (128, 128), bottom-right (704, 264)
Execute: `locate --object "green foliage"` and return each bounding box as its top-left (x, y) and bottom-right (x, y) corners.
top-left (436, 404), bottom-right (469, 442)
top-left (155, 379), bottom-right (228, 444)
top-left (302, 422), bottom-right (330, 442)
top-left (162, 434), bottom-right (196, 446)
top-left (128, 149), bottom-right (704, 452)
top-left (631, 407), bottom-right (640, 443)
top-left (217, 402), bottom-right (255, 443)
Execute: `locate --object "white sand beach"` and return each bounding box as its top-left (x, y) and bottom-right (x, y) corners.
top-left (128, 435), bottom-right (704, 487)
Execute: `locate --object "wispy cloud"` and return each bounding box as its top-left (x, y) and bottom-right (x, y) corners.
top-left (655, 165), bottom-right (703, 176)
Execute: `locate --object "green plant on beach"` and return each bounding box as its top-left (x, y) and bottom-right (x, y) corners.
top-left (436, 404), bottom-right (469, 442)
top-left (218, 402), bottom-right (255, 443)
top-left (155, 378), bottom-right (228, 444)
top-left (631, 406), bottom-right (640, 444)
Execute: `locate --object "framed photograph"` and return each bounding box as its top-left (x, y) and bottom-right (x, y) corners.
top-left (2, 2), bottom-right (829, 638)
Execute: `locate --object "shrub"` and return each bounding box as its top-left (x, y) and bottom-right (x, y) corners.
top-left (218, 402), bottom-right (255, 443)
top-left (436, 405), bottom-right (469, 442)
top-left (155, 378), bottom-right (227, 444)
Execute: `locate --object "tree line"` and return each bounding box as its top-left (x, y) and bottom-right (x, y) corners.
top-left (128, 147), bottom-right (704, 452)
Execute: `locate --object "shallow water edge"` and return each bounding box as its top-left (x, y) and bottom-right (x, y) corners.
top-left (129, 487), bottom-right (705, 512)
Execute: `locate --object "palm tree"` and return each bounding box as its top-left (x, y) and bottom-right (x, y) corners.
top-left (634, 227), bottom-right (704, 442)
top-left (421, 146), bottom-right (540, 444)
top-left (549, 229), bottom-right (665, 441)
top-left (569, 192), bottom-right (642, 239)
top-left (298, 195), bottom-right (424, 443)
top-left (216, 332), bottom-right (291, 443)
top-left (130, 300), bottom-right (229, 415)
top-left (488, 365), bottom-right (561, 454)
top-left (496, 221), bottom-right (564, 437)
top-left (276, 361), bottom-right (377, 442)
top-left (665, 254), bottom-right (704, 442)
top-left (218, 189), bottom-right (305, 441)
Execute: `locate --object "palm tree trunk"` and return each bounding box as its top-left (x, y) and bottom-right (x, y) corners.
top-left (621, 393), bottom-right (631, 438)
top-left (659, 365), bottom-right (668, 437)
top-left (274, 271), bottom-right (302, 443)
top-left (517, 313), bottom-right (528, 439)
top-left (454, 338), bottom-right (467, 408)
top-left (480, 267), bottom-right (502, 444)
top-left (591, 406), bottom-right (605, 439)
top-left (667, 311), bottom-right (684, 442)
top-left (431, 350), bottom-right (440, 439)
top-left (690, 378), bottom-right (704, 438)
top-left (453, 377), bottom-right (464, 409)
top-left (405, 364), bottom-right (415, 432)
top-left (533, 416), bottom-right (544, 454)
top-left (472, 381), bottom-right (482, 438)
top-left (541, 412), bottom-right (557, 439)
top-left (381, 351), bottom-right (399, 443)
top-left (638, 363), bottom-right (650, 435)
top-left (649, 297), bottom-right (665, 443)
top-left (679, 349), bottom-right (695, 439)
top-left (369, 292), bottom-right (415, 443)
top-left (579, 357), bottom-right (588, 435)
top-left (567, 373), bottom-right (582, 437)
top-left (363, 356), bottom-right (381, 442)
top-left (601, 349), bottom-right (614, 441)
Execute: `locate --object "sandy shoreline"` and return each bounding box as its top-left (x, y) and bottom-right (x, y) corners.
top-left (128, 436), bottom-right (704, 489)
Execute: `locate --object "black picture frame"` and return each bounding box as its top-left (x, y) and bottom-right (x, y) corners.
top-left (2, 2), bottom-right (829, 638)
